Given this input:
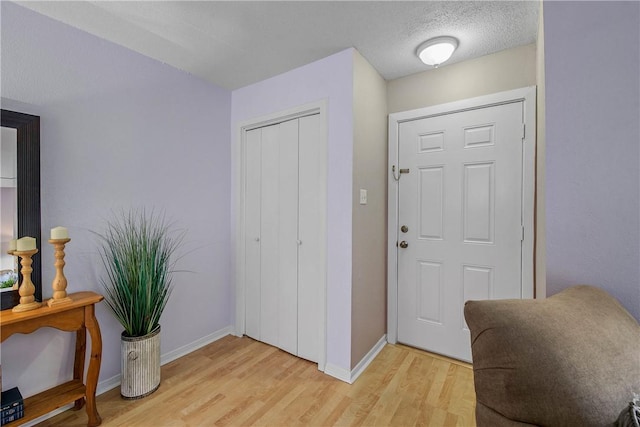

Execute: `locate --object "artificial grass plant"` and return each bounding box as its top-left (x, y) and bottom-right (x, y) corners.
top-left (95, 209), bottom-right (183, 337)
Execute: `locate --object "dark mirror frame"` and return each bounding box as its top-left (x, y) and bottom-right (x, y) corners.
top-left (1, 109), bottom-right (42, 303)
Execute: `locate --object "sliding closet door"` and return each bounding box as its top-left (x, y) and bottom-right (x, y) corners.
top-left (244, 114), bottom-right (321, 363)
top-left (275, 119), bottom-right (299, 355)
top-left (245, 128), bottom-right (262, 340)
top-left (297, 114), bottom-right (321, 362)
top-left (259, 124), bottom-right (280, 348)
top-left (259, 122), bottom-right (299, 353)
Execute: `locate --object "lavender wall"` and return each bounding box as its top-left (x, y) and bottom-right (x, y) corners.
top-left (544, 1), bottom-right (640, 319)
top-left (231, 49), bottom-right (354, 372)
top-left (1, 1), bottom-right (232, 397)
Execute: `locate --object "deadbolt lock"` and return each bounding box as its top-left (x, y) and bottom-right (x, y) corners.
top-left (399, 241), bottom-right (408, 249)
top-left (401, 225), bottom-right (408, 233)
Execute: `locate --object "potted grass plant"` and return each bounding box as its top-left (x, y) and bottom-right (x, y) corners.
top-left (95, 209), bottom-right (183, 399)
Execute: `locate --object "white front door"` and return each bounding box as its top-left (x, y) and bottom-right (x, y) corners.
top-left (397, 101), bottom-right (526, 362)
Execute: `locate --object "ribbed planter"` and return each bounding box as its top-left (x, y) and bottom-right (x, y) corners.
top-left (121, 325), bottom-right (161, 399)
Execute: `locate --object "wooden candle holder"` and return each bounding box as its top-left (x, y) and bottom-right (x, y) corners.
top-left (12, 248), bottom-right (42, 312)
top-left (48, 238), bottom-right (72, 307)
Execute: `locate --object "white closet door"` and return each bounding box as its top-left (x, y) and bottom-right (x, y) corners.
top-left (277, 119), bottom-right (299, 355)
top-left (297, 114), bottom-right (321, 363)
top-left (244, 114), bottom-right (321, 364)
top-left (260, 124), bottom-right (281, 348)
top-left (244, 128), bottom-right (262, 341)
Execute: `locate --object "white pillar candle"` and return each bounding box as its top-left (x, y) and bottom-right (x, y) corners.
top-left (8, 239), bottom-right (17, 251)
top-left (17, 236), bottom-right (37, 251)
top-left (51, 226), bottom-right (69, 240)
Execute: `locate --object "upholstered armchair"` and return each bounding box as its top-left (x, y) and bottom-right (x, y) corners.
top-left (464, 285), bottom-right (640, 426)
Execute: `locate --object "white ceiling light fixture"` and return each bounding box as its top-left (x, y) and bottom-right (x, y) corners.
top-left (417, 36), bottom-right (459, 68)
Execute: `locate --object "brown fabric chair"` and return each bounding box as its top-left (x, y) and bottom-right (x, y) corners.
top-left (464, 285), bottom-right (640, 427)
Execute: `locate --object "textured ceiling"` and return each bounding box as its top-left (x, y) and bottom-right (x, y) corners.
top-left (16, 1), bottom-right (539, 90)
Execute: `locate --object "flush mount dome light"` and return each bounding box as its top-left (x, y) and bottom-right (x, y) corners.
top-left (417, 36), bottom-right (459, 67)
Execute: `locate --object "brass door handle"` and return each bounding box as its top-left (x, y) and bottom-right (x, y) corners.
top-left (399, 241), bottom-right (408, 249)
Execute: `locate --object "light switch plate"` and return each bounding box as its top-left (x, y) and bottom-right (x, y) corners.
top-left (359, 189), bottom-right (367, 205)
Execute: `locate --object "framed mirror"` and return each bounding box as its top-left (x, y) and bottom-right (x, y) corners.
top-left (1, 109), bottom-right (41, 306)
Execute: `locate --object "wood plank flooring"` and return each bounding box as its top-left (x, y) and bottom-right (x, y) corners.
top-left (37, 335), bottom-right (476, 426)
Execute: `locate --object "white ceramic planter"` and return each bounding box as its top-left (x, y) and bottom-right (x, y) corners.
top-left (120, 325), bottom-right (161, 399)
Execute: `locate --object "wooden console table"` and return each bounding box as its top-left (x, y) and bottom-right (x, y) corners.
top-left (0, 291), bottom-right (104, 426)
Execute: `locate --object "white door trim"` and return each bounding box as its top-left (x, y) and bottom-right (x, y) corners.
top-left (387, 87), bottom-right (537, 344)
top-left (233, 99), bottom-right (328, 371)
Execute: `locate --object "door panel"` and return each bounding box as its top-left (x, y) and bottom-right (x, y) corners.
top-left (297, 114), bottom-right (321, 363)
top-left (463, 162), bottom-right (494, 243)
top-left (416, 260), bottom-right (443, 324)
top-left (244, 128), bottom-right (262, 340)
top-left (277, 119), bottom-right (299, 356)
top-left (397, 101), bottom-right (524, 361)
top-left (418, 167), bottom-right (444, 240)
top-left (260, 124), bottom-right (280, 348)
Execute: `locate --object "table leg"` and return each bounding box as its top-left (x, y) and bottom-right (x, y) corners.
top-left (85, 304), bottom-right (102, 427)
top-left (73, 327), bottom-right (87, 410)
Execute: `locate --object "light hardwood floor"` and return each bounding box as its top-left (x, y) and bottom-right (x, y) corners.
top-left (38, 335), bottom-right (476, 426)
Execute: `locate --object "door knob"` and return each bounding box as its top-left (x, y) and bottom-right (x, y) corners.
top-left (399, 241), bottom-right (408, 248)
top-left (401, 225), bottom-right (408, 233)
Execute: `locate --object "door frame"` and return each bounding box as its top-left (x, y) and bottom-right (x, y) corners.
top-left (233, 100), bottom-right (328, 371)
top-left (386, 87), bottom-right (537, 344)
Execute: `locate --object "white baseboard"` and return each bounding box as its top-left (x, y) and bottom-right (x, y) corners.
top-left (97, 373), bottom-right (121, 395)
top-left (161, 325), bottom-right (234, 365)
top-left (20, 405), bottom-right (74, 427)
top-left (324, 334), bottom-right (387, 384)
top-left (20, 325), bottom-right (234, 426)
top-left (350, 334), bottom-right (386, 383)
top-left (323, 363), bottom-right (352, 383)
